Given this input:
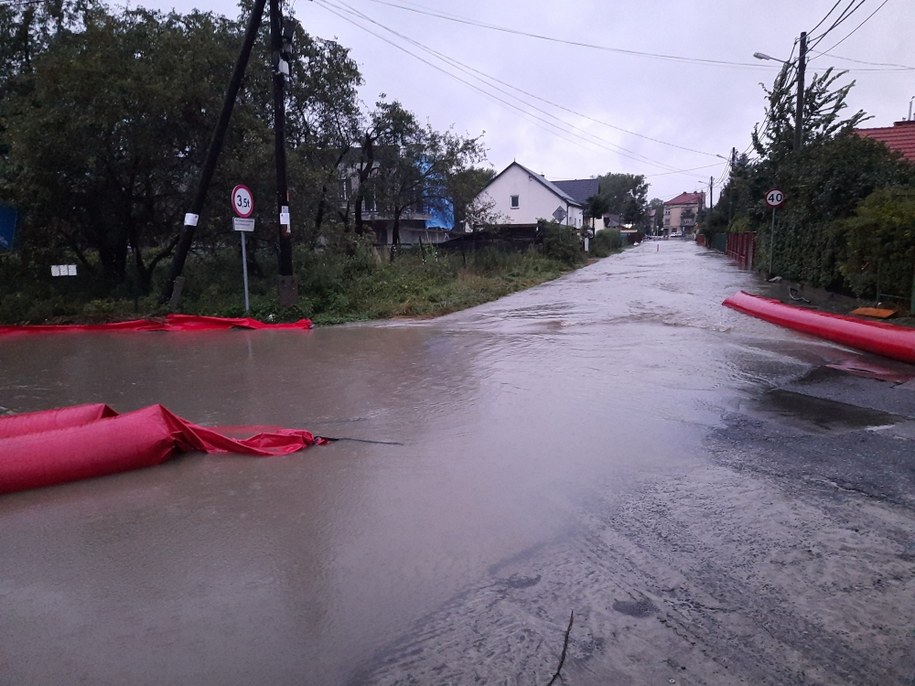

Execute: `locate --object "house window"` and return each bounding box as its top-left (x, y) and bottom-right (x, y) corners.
top-left (510, 194), bottom-right (519, 209)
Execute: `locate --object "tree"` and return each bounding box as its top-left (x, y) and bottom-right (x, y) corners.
top-left (836, 187), bottom-right (915, 299)
top-left (739, 61), bottom-right (913, 288)
top-left (647, 197), bottom-right (664, 233)
top-left (594, 173), bottom-right (647, 225)
top-left (447, 166), bottom-right (496, 231)
top-left (752, 65), bottom-right (869, 162)
top-left (1, 3), bottom-right (366, 292)
top-left (364, 100), bottom-right (486, 256)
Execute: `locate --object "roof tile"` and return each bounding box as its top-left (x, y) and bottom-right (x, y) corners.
top-left (854, 120), bottom-right (915, 163)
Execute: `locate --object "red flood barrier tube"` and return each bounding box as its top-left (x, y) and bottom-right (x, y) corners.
top-left (0, 404), bottom-right (326, 495)
top-left (0, 314), bottom-right (313, 336)
top-left (723, 290), bottom-right (915, 364)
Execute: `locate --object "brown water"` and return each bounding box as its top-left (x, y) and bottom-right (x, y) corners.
top-left (0, 242), bottom-right (859, 684)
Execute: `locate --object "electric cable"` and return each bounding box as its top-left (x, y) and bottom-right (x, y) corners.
top-left (365, 0), bottom-right (772, 70)
top-left (318, 0), bottom-right (697, 172)
top-left (810, 0), bottom-right (891, 60)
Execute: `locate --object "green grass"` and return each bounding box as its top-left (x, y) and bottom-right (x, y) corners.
top-left (0, 243), bottom-right (613, 326)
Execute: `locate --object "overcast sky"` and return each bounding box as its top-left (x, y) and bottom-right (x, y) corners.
top-left (142, 0), bottom-right (914, 203)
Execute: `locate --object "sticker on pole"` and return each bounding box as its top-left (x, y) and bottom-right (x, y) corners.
top-left (765, 189), bottom-right (785, 208)
top-left (232, 184), bottom-right (254, 218)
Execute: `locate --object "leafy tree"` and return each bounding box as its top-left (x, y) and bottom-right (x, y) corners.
top-left (752, 65), bottom-right (869, 162)
top-left (447, 166), bottom-right (496, 231)
top-left (835, 186), bottom-right (915, 299)
top-left (736, 61), bottom-right (914, 289)
top-left (1, 3), bottom-right (366, 292)
top-left (279, 22), bottom-right (363, 248)
top-left (647, 197), bottom-right (664, 233)
top-left (3, 8), bottom-right (246, 289)
top-left (594, 173), bottom-right (647, 225)
top-left (364, 100), bottom-right (486, 256)
top-left (754, 133), bottom-right (912, 285)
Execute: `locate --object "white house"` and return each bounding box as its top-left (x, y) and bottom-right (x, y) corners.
top-left (473, 161), bottom-right (584, 231)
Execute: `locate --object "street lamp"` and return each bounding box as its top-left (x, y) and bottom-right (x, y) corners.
top-left (753, 31), bottom-right (807, 151)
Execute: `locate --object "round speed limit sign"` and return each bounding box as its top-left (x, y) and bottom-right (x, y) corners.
top-left (232, 184), bottom-right (254, 218)
top-left (765, 189), bottom-right (785, 208)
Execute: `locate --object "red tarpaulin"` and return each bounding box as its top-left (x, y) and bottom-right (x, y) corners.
top-left (0, 403), bottom-right (325, 495)
top-left (0, 314), bottom-right (312, 336)
top-left (723, 290), bottom-right (915, 364)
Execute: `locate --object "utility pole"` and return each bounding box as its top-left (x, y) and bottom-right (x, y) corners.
top-left (795, 31), bottom-right (807, 152)
top-left (161, 0), bottom-right (267, 307)
top-left (271, 0), bottom-right (297, 307)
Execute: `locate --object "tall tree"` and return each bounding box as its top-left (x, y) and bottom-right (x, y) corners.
top-left (3, 7), bottom-right (245, 289)
top-left (752, 65), bottom-right (869, 163)
top-left (1, 3), bottom-right (366, 290)
top-left (595, 173), bottom-right (648, 225)
top-left (364, 100), bottom-right (486, 255)
top-left (447, 166), bottom-right (496, 231)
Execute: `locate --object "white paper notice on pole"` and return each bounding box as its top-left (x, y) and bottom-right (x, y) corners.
top-left (233, 217), bottom-right (255, 232)
top-left (184, 213), bottom-right (199, 226)
top-left (279, 212), bottom-right (291, 226)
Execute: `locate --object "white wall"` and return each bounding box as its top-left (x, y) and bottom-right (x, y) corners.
top-left (479, 164), bottom-right (583, 228)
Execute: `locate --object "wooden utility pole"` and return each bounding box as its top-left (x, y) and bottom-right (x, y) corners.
top-left (271, 0), bottom-right (297, 307)
top-left (162, 0), bottom-right (298, 309)
top-left (795, 31), bottom-right (807, 152)
top-left (161, 0), bottom-right (267, 307)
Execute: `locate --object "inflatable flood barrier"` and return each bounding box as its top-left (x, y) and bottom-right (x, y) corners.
top-left (0, 403), bottom-right (325, 495)
top-left (0, 314), bottom-right (313, 336)
top-left (723, 290), bottom-right (915, 364)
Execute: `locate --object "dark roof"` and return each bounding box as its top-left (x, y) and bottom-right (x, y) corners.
top-left (665, 191), bottom-right (704, 206)
top-left (552, 178), bottom-right (600, 204)
top-left (486, 162), bottom-right (584, 207)
top-left (854, 120), bottom-right (915, 163)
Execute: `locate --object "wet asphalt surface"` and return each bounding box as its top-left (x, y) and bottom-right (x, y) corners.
top-left (1, 240), bottom-right (913, 685)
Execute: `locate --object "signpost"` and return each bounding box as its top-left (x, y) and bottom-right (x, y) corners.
top-left (232, 184), bottom-right (255, 312)
top-left (765, 189), bottom-right (785, 275)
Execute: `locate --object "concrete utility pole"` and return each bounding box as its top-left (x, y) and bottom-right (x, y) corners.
top-left (795, 31), bottom-right (807, 152)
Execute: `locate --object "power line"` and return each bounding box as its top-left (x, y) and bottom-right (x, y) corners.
top-left (318, 0), bottom-right (701, 173)
top-left (365, 0), bottom-right (772, 70)
top-left (810, 50), bottom-right (913, 71)
top-left (811, 0), bottom-right (891, 60)
top-left (315, 0), bottom-right (662, 167)
top-left (645, 162), bottom-right (723, 179)
top-left (807, 0), bottom-right (867, 52)
top-left (344, 3), bottom-right (723, 159)
top-left (808, 0), bottom-right (844, 35)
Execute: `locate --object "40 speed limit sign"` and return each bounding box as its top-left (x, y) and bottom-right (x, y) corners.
top-left (765, 189), bottom-right (785, 208)
top-left (231, 184), bottom-right (254, 218)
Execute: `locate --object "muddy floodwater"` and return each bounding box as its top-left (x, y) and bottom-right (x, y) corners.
top-left (2, 241), bottom-right (913, 685)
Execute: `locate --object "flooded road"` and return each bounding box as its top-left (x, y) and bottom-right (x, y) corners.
top-left (2, 241), bottom-right (913, 685)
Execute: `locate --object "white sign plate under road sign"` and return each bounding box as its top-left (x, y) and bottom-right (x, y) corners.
top-left (232, 184), bottom-right (254, 218)
top-left (233, 217), bottom-right (255, 232)
top-left (765, 189), bottom-right (785, 208)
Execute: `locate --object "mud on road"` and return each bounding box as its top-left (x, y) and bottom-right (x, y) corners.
top-left (352, 367), bottom-right (915, 686)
